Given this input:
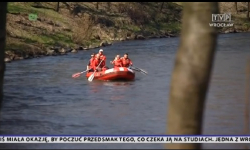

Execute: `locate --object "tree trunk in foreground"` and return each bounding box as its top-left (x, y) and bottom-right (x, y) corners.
top-left (0, 3), bottom-right (7, 110)
top-left (166, 2), bottom-right (219, 149)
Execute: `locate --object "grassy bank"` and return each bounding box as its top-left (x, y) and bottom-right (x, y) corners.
top-left (5, 2), bottom-right (182, 62)
top-left (5, 2), bottom-right (249, 63)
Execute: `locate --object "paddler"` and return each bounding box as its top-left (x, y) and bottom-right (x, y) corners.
top-left (110, 55), bottom-right (122, 68)
top-left (93, 53), bottom-right (105, 72)
top-left (120, 53), bottom-right (133, 68)
top-left (87, 53), bottom-right (95, 72)
top-left (98, 49), bottom-right (106, 66)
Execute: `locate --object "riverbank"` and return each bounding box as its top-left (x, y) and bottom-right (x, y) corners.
top-left (4, 2), bottom-right (250, 63)
top-left (5, 31), bottom-right (250, 63)
top-left (4, 2), bottom-right (182, 63)
top-left (4, 35), bottom-right (179, 63)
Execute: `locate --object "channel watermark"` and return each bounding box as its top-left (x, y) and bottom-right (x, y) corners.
top-left (209, 13), bottom-right (234, 27)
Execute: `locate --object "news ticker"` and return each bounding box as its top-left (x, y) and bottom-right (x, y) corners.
top-left (0, 136), bottom-right (250, 143)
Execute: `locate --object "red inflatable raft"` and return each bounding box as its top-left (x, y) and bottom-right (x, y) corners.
top-left (86, 67), bottom-right (135, 81)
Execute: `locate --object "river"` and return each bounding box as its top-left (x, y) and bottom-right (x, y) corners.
top-left (0, 32), bottom-right (250, 149)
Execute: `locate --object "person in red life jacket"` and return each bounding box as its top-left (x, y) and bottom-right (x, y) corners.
top-left (110, 55), bottom-right (122, 68)
top-left (93, 54), bottom-right (105, 72)
top-left (98, 49), bottom-right (109, 71)
top-left (87, 53), bottom-right (95, 72)
top-left (121, 53), bottom-right (133, 67)
top-left (98, 49), bottom-right (106, 66)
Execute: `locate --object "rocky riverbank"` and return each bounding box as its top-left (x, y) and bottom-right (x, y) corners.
top-left (4, 32), bottom-right (179, 63)
top-left (5, 2), bottom-right (182, 63)
top-left (4, 2), bottom-right (250, 63)
top-left (4, 25), bottom-right (249, 63)
top-left (5, 28), bottom-right (249, 63)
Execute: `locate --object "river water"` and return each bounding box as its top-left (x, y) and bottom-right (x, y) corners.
top-left (0, 33), bottom-right (250, 149)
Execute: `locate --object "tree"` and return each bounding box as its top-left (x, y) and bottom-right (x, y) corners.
top-left (166, 2), bottom-right (219, 149)
top-left (62, 2), bottom-right (70, 11)
top-left (107, 2), bottom-right (111, 12)
top-left (0, 2), bottom-right (7, 109)
top-left (235, 2), bottom-right (238, 13)
top-left (247, 2), bottom-right (250, 19)
top-left (160, 2), bottom-right (164, 13)
top-left (96, 2), bottom-right (99, 10)
top-left (56, 2), bottom-right (60, 12)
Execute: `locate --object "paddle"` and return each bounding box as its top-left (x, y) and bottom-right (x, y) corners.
top-left (130, 66), bottom-right (148, 75)
top-left (133, 66), bottom-right (148, 74)
top-left (88, 59), bottom-right (104, 82)
top-left (72, 69), bottom-right (91, 78)
top-left (109, 60), bottom-right (147, 75)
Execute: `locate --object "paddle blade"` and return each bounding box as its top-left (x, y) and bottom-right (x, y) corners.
top-left (72, 72), bottom-right (82, 78)
top-left (130, 66), bottom-right (148, 75)
top-left (134, 66), bottom-right (148, 75)
top-left (88, 72), bottom-right (95, 82)
top-left (140, 69), bottom-right (148, 75)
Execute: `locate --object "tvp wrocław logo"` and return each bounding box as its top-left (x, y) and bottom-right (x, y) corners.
top-left (209, 13), bottom-right (234, 27)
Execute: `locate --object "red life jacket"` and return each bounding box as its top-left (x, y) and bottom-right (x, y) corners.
top-left (121, 57), bottom-right (133, 67)
top-left (100, 54), bottom-right (106, 66)
top-left (93, 58), bottom-right (105, 70)
top-left (88, 58), bottom-right (95, 68)
top-left (112, 59), bottom-right (122, 68)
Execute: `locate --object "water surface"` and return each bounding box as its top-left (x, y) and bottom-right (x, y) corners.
top-left (1, 32), bottom-right (250, 149)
